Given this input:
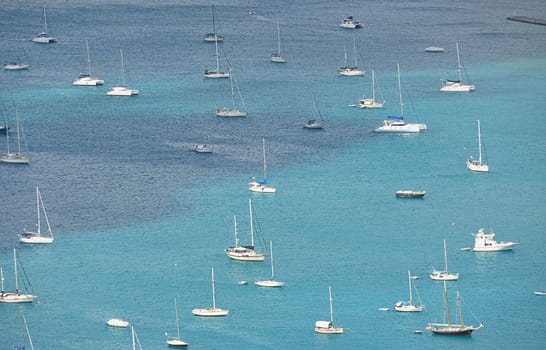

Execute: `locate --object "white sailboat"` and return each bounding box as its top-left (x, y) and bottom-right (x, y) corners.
top-left (0, 248), bottom-right (37, 303)
top-left (165, 297), bottom-right (188, 347)
top-left (204, 37), bottom-right (229, 78)
top-left (204, 5), bottom-right (223, 42)
top-left (249, 138), bottom-right (276, 193)
top-left (429, 240), bottom-right (459, 281)
top-left (304, 97), bottom-right (324, 129)
top-left (394, 270), bottom-right (425, 312)
top-left (73, 40), bottom-right (104, 86)
top-left (427, 281), bottom-right (483, 335)
top-left (466, 120), bottom-right (489, 172)
top-left (1, 109), bottom-right (30, 164)
top-left (19, 187), bottom-right (54, 244)
top-left (359, 69), bottom-right (385, 108)
top-left (271, 15), bottom-right (286, 63)
top-left (225, 198), bottom-right (266, 261)
top-left (32, 7), bottom-right (57, 43)
top-left (472, 228), bottom-right (517, 252)
top-left (254, 240), bottom-right (285, 287)
top-left (374, 64), bottom-right (426, 133)
top-left (216, 68), bottom-right (247, 117)
top-left (440, 42), bottom-right (475, 92)
top-left (192, 267), bottom-right (229, 317)
top-left (314, 286), bottom-right (344, 334)
top-left (4, 37), bottom-right (29, 70)
top-left (337, 37), bottom-right (365, 76)
top-left (107, 49), bottom-right (139, 96)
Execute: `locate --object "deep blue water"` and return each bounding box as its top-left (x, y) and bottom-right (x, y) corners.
top-left (1, 0), bottom-right (545, 349)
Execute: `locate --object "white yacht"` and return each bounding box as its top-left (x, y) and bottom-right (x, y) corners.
top-left (440, 43), bottom-right (475, 92)
top-left (271, 16), bottom-right (286, 63)
top-left (359, 70), bottom-right (385, 108)
top-left (4, 61), bottom-right (29, 70)
top-left (337, 38), bottom-right (365, 76)
top-left (254, 241), bottom-right (285, 287)
top-left (472, 228), bottom-right (517, 252)
top-left (192, 268), bottom-right (229, 317)
top-left (225, 199), bottom-right (266, 262)
top-left (32, 8), bottom-right (57, 43)
top-left (466, 120), bottom-right (489, 172)
top-left (204, 37), bottom-right (229, 79)
top-left (0, 249), bottom-right (37, 304)
top-left (249, 138), bottom-right (276, 193)
top-left (216, 68), bottom-right (247, 117)
top-left (107, 49), bottom-right (139, 96)
top-left (429, 240), bottom-right (459, 281)
top-left (394, 270), bottom-right (425, 312)
top-left (339, 16), bottom-right (362, 29)
top-left (1, 109), bottom-right (30, 164)
top-left (192, 144), bottom-right (212, 153)
top-left (73, 40), bottom-right (104, 86)
top-left (314, 286), bottom-right (344, 334)
top-left (204, 5), bottom-right (223, 42)
top-left (19, 187), bottom-right (55, 244)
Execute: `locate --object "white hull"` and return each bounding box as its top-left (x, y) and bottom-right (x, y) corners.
top-left (359, 98), bottom-right (384, 108)
top-left (191, 308), bottom-right (229, 317)
top-left (271, 54), bottom-right (286, 63)
top-left (440, 82), bottom-right (475, 92)
top-left (338, 68), bottom-right (365, 76)
top-left (1, 153), bottom-right (30, 163)
top-left (107, 87), bottom-right (139, 96)
top-left (19, 234), bottom-right (54, 244)
top-left (73, 77), bottom-right (104, 86)
top-left (315, 326), bottom-right (344, 334)
top-left (4, 63), bottom-right (29, 70)
top-left (374, 122), bottom-right (425, 133)
top-left (166, 339), bottom-right (188, 347)
top-left (204, 34), bottom-right (223, 42)
top-left (204, 70), bottom-right (229, 79)
top-left (216, 108), bottom-right (247, 117)
top-left (394, 304), bottom-right (424, 312)
top-left (473, 244), bottom-right (516, 252)
top-left (254, 279), bottom-right (285, 288)
top-left (192, 144), bottom-right (212, 153)
top-left (466, 160), bottom-right (489, 172)
top-left (106, 318), bottom-right (130, 328)
top-left (429, 271), bottom-right (459, 281)
top-left (303, 121), bottom-right (323, 129)
top-left (339, 24), bottom-right (361, 29)
top-left (249, 182), bottom-right (276, 193)
top-left (32, 36), bottom-right (57, 44)
top-left (472, 228), bottom-right (517, 252)
top-left (0, 292), bottom-right (36, 303)
top-left (226, 251), bottom-right (266, 261)
top-left (425, 46), bottom-right (445, 52)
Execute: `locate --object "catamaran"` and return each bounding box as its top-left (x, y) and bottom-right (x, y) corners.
top-left (107, 49), bottom-right (139, 96)
top-left (73, 40), bottom-right (104, 86)
top-left (32, 7), bottom-right (57, 43)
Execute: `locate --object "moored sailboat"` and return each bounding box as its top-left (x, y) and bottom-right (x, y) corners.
top-left (394, 270), bottom-right (424, 312)
top-left (249, 138), bottom-right (276, 193)
top-left (225, 198), bottom-right (266, 261)
top-left (359, 69), bottom-right (385, 108)
top-left (1, 109), bottom-right (30, 164)
top-left (19, 187), bottom-right (55, 244)
top-left (107, 49), bottom-right (139, 96)
top-left (192, 267), bottom-right (229, 316)
top-left (73, 40), bottom-right (104, 86)
top-left (440, 42), bottom-right (475, 92)
top-left (337, 37), bottom-right (365, 76)
top-left (216, 68), bottom-right (247, 117)
top-left (429, 240), bottom-right (459, 281)
top-left (271, 15), bottom-right (286, 63)
top-left (165, 297), bottom-right (188, 347)
top-left (315, 286), bottom-right (344, 334)
top-left (204, 37), bottom-right (229, 79)
top-left (0, 248), bottom-right (37, 303)
top-left (204, 5), bottom-right (223, 42)
top-left (32, 7), bottom-right (57, 43)
top-left (254, 240), bottom-right (285, 287)
top-left (466, 120), bottom-right (489, 172)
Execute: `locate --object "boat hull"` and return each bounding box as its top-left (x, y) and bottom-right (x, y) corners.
top-left (396, 190), bottom-right (426, 198)
top-left (271, 54), bottom-right (286, 63)
top-left (429, 326), bottom-right (475, 335)
top-left (394, 304), bottom-right (424, 312)
top-left (440, 83), bottom-right (476, 92)
top-left (429, 271), bottom-right (459, 281)
top-left (73, 77), bottom-right (104, 86)
top-left (472, 243), bottom-right (517, 252)
top-left (19, 234), bottom-right (54, 244)
top-left (466, 160), bottom-right (489, 172)
top-left (338, 68), bottom-right (365, 76)
top-left (106, 318), bottom-right (130, 327)
top-left (249, 182), bottom-right (276, 193)
top-left (1, 153), bottom-right (30, 164)
top-left (191, 308), bottom-right (229, 317)
top-left (204, 70), bottom-right (229, 79)
top-left (315, 326), bottom-right (344, 334)
top-left (226, 251), bottom-right (266, 262)
top-left (254, 279), bottom-right (285, 287)
top-left (4, 63), bottom-right (29, 70)
top-left (166, 338), bottom-right (188, 347)
top-left (0, 293), bottom-right (36, 303)
top-left (107, 87), bottom-right (139, 96)
top-left (216, 108), bottom-right (247, 117)
top-left (359, 99), bottom-right (384, 108)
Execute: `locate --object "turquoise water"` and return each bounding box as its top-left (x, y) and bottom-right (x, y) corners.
top-left (1, 0), bottom-right (546, 349)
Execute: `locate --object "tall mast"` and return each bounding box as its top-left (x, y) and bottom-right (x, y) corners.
top-left (86, 40), bottom-right (92, 76)
top-left (214, 38), bottom-right (221, 72)
top-left (16, 109), bottom-right (22, 154)
top-left (131, 326), bottom-right (136, 350)
top-left (443, 240), bottom-right (449, 273)
top-left (276, 15), bottom-right (282, 55)
top-left (39, 189), bottom-right (53, 237)
top-left (407, 270), bottom-right (413, 304)
top-left (13, 248), bottom-right (19, 292)
top-left (456, 42), bottom-right (463, 82)
top-left (23, 315), bottom-right (36, 350)
top-left (457, 291), bottom-right (465, 326)
top-left (232, 215), bottom-right (239, 246)
top-left (328, 286), bottom-right (335, 323)
top-left (262, 138), bottom-right (267, 181)
top-left (248, 198), bottom-right (254, 246)
top-left (211, 267), bottom-right (216, 309)
top-left (1, 267), bottom-right (4, 292)
top-left (443, 281), bottom-right (452, 326)
top-left (174, 297), bottom-right (181, 339)
top-left (477, 120), bottom-right (483, 164)
top-left (35, 187), bottom-right (41, 236)
top-left (371, 70), bottom-right (376, 100)
top-left (43, 7), bottom-right (49, 34)
top-left (352, 37), bottom-right (358, 67)
top-left (269, 241), bottom-right (275, 280)
top-left (397, 64), bottom-right (403, 116)
top-left (229, 68), bottom-right (236, 107)
top-left (119, 49), bottom-right (126, 87)
top-left (211, 5), bottom-right (217, 36)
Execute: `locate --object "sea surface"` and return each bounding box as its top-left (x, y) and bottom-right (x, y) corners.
top-left (1, 0), bottom-right (545, 349)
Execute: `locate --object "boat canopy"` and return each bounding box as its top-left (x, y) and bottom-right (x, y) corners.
top-left (387, 115), bottom-right (404, 120)
top-left (315, 320), bottom-right (332, 328)
top-left (446, 79), bottom-right (461, 83)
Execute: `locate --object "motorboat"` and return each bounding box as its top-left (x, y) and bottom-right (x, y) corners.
top-left (395, 190), bottom-right (426, 198)
top-left (106, 318), bottom-right (130, 328)
top-left (339, 16), bottom-right (362, 29)
top-left (472, 228), bottom-right (517, 252)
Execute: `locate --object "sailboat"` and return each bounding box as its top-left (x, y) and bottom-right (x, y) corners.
top-left (314, 286), bottom-right (344, 334)
top-left (271, 15), bottom-right (286, 63)
top-left (107, 49), bottom-right (139, 96)
top-left (427, 281), bottom-right (484, 335)
top-left (304, 97), bottom-right (324, 129)
top-left (254, 240), bottom-right (285, 287)
top-left (73, 40), bottom-right (104, 86)
top-left (32, 7), bottom-right (57, 43)
top-left (249, 138), bottom-right (276, 193)
top-left (225, 198), bottom-right (266, 261)
top-left (19, 187), bottom-right (54, 244)
top-left (216, 68), bottom-right (247, 117)
top-left (165, 297), bottom-right (188, 347)
top-left (466, 120), bottom-right (489, 172)
top-left (338, 37), bottom-right (365, 76)
top-left (204, 36), bottom-right (229, 78)
top-left (1, 109), bottom-right (30, 164)
top-left (429, 240), bottom-right (459, 281)
top-left (4, 37), bottom-right (29, 70)
top-left (440, 42), bottom-right (475, 92)
top-left (192, 267), bottom-right (229, 316)
top-left (0, 248), bottom-right (37, 303)
top-left (359, 69), bottom-right (385, 108)
top-left (204, 5), bottom-right (223, 42)
top-left (394, 270), bottom-right (425, 312)
top-left (374, 64), bottom-right (427, 133)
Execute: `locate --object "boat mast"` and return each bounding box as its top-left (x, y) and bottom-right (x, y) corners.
top-left (456, 42), bottom-right (463, 82)
top-left (443, 281), bottom-right (452, 326)
top-left (328, 286), bottom-right (335, 324)
top-left (248, 198), bottom-right (254, 247)
top-left (407, 270), bottom-right (413, 304)
top-left (269, 241), bottom-right (275, 280)
top-left (13, 248), bottom-right (19, 292)
top-left (211, 267), bottom-right (216, 309)
top-left (232, 215), bottom-right (239, 246)
top-left (131, 326), bottom-right (136, 350)
top-left (23, 315), bottom-right (36, 350)
top-left (262, 138), bottom-right (267, 182)
top-left (0, 267), bottom-right (4, 292)
top-left (211, 5), bottom-right (217, 38)
top-left (343, 44), bottom-right (348, 68)
top-left (477, 120), bottom-right (483, 165)
top-left (173, 297), bottom-right (181, 339)
top-left (456, 291), bottom-right (465, 327)
top-left (35, 187), bottom-right (41, 236)
top-left (443, 239), bottom-right (449, 273)
top-left (397, 63), bottom-right (403, 116)
top-left (16, 109), bottom-right (22, 155)
top-left (43, 7), bottom-right (49, 34)
top-left (228, 68), bottom-right (236, 108)
top-left (86, 40), bottom-right (92, 76)
top-left (352, 37), bottom-right (358, 67)
top-left (214, 38), bottom-right (221, 73)
top-left (276, 15), bottom-right (282, 56)
top-left (371, 70), bottom-right (376, 101)
top-left (39, 189), bottom-right (53, 237)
